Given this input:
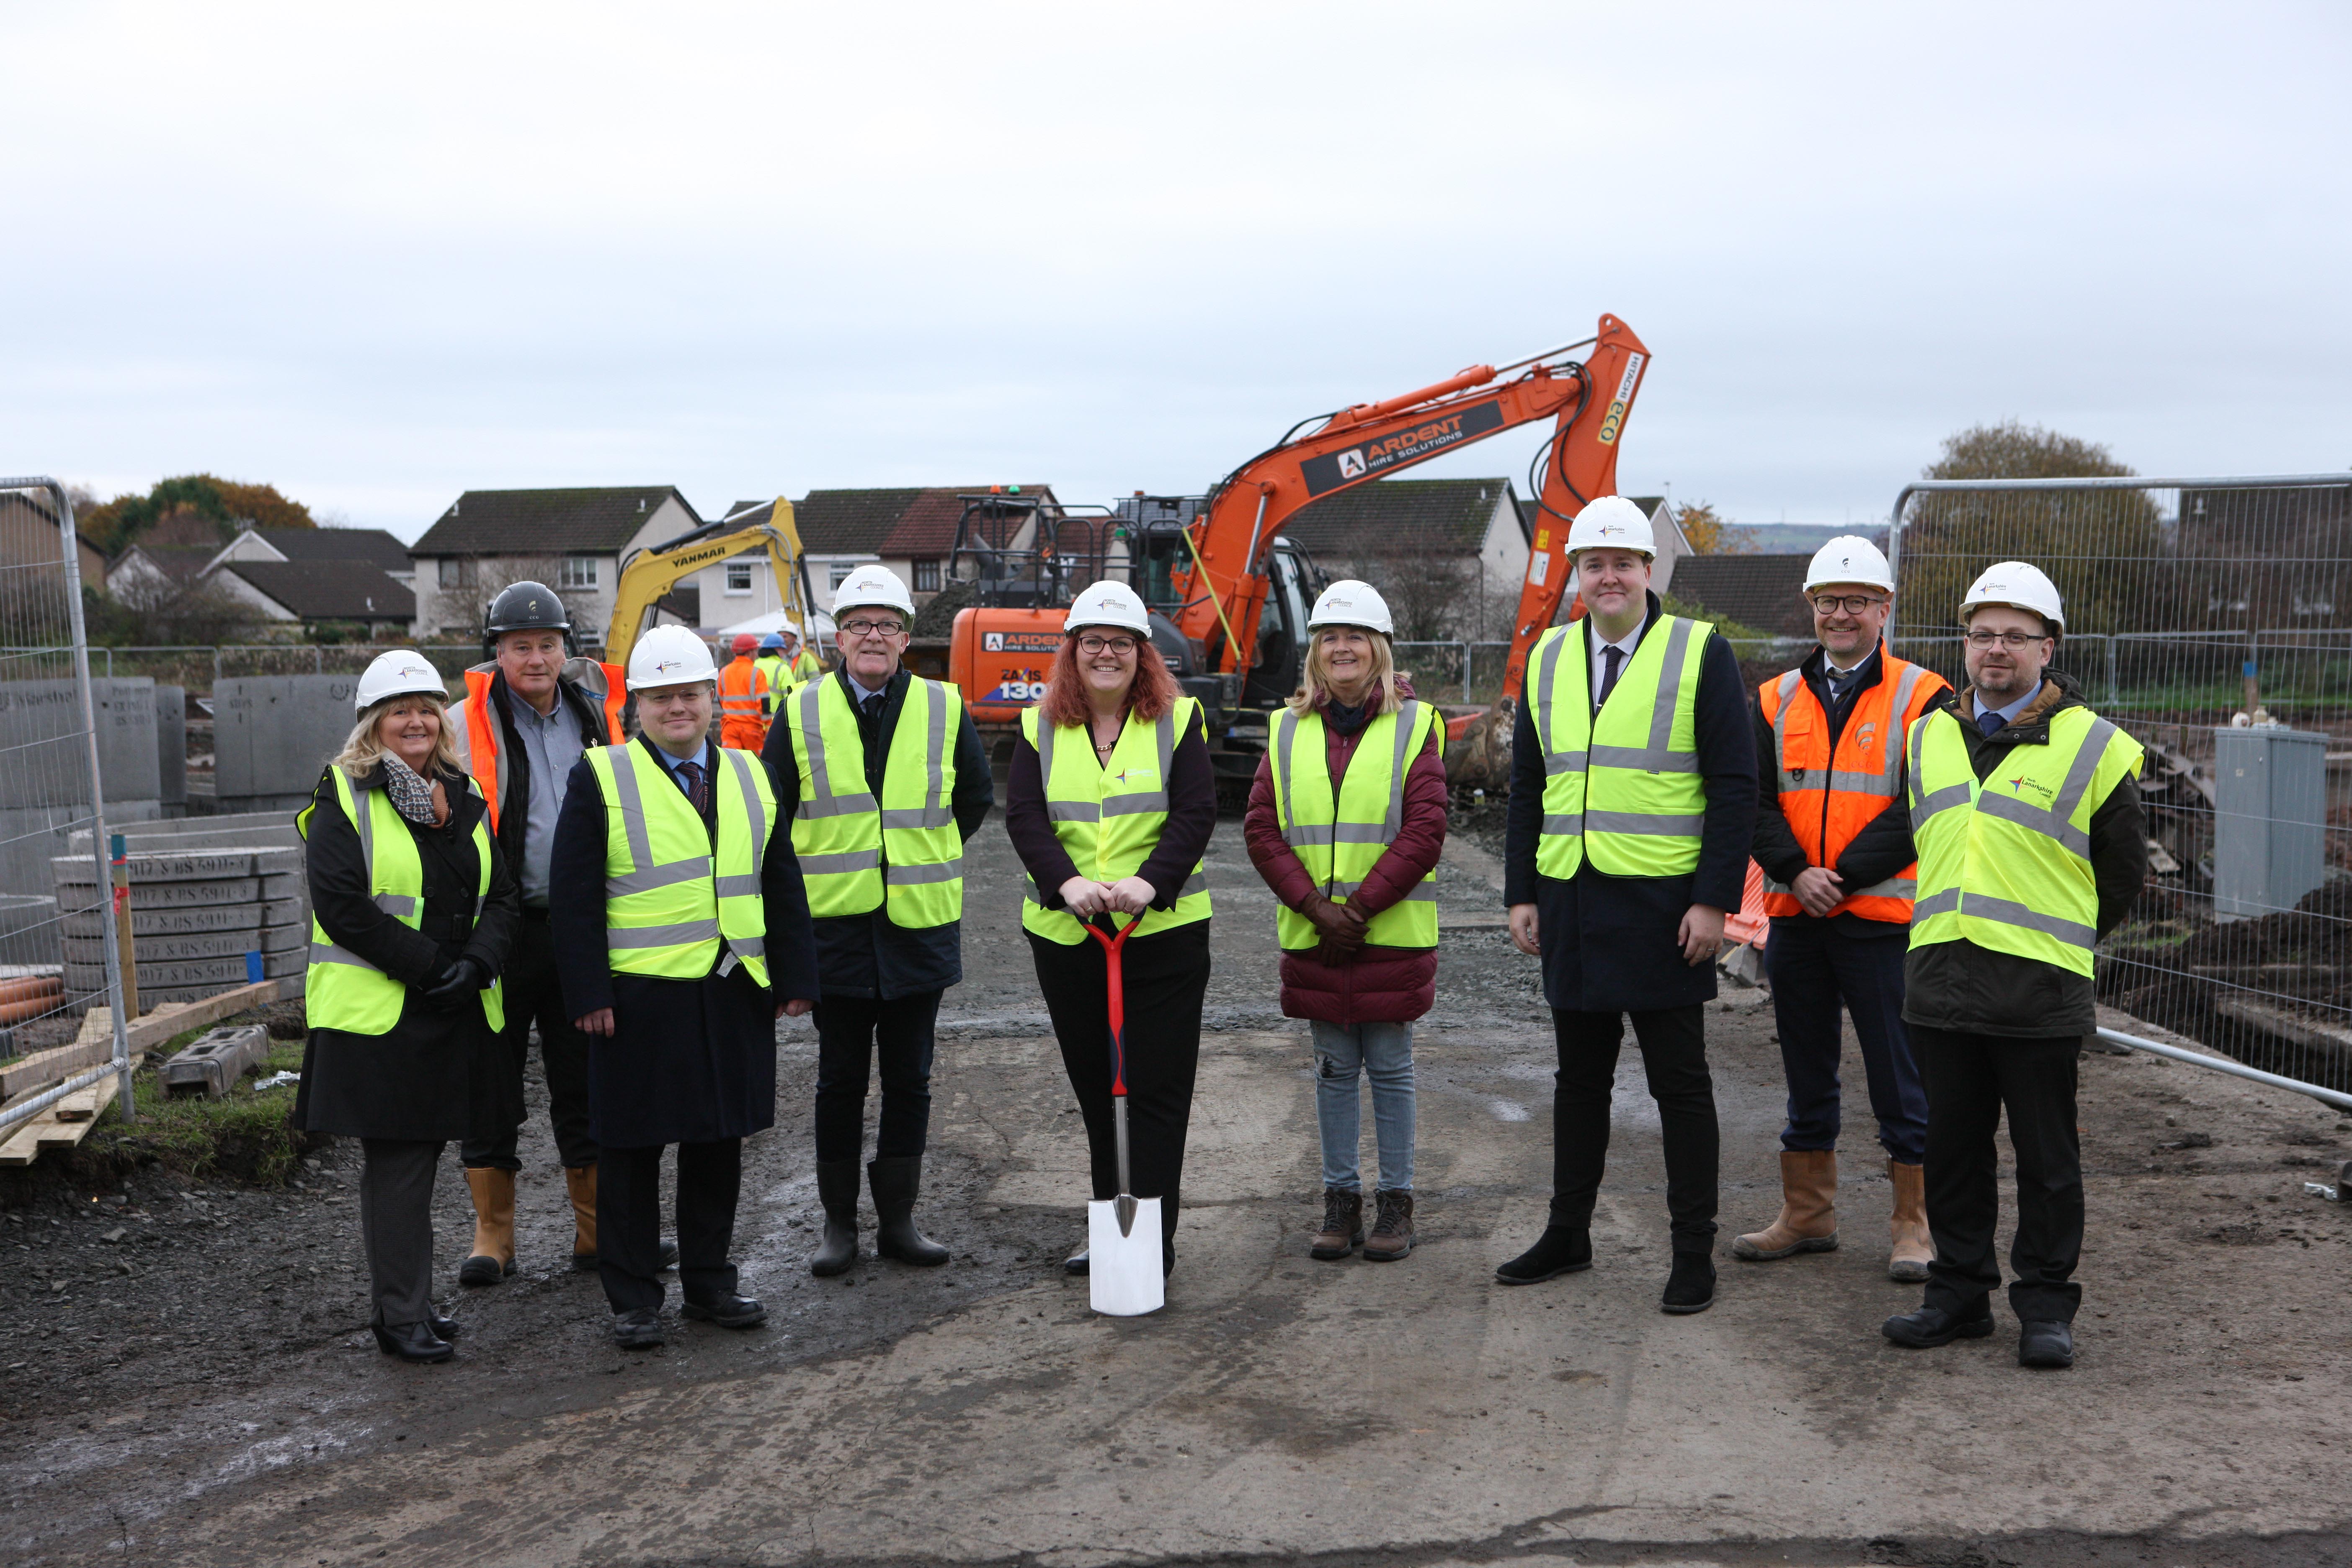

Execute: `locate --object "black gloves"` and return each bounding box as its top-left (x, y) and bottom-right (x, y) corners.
top-left (421, 956), bottom-right (488, 1010)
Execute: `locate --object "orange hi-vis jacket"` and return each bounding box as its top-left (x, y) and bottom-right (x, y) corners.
top-left (717, 654), bottom-right (770, 750)
top-left (457, 662), bottom-right (629, 837)
top-left (1758, 652), bottom-right (1948, 924)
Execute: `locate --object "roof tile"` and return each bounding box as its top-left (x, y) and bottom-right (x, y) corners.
top-left (410, 487), bottom-right (697, 555)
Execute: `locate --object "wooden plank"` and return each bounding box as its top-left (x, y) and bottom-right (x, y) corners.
top-left (0, 1065), bottom-right (132, 1166)
top-left (123, 980), bottom-right (278, 1055)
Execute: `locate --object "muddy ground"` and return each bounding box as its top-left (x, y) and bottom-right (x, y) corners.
top-left (3, 809), bottom-right (2350, 1566)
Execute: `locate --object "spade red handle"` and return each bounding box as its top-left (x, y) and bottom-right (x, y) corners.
top-left (1085, 914), bottom-right (1139, 1096)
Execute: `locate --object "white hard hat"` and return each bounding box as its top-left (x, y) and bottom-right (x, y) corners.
top-left (1064, 579), bottom-right (1150, 636)
top-left (832, 564), bottom-right (916, 619)
top-left (354, 650), bottom-right (446, 712)
top-left (1803, 535), bottom-right (1895, 593)
top-left (1565, 495), bottom-right (1656, 558)
top-left (1959, 560), bottom-right (2066, 635)
top-left (627, 624), bottom-right (720, 691)
top-left (1306, 579), bottom-right (1394, 636)
top-left (779, 621), bottom-right (801, 640)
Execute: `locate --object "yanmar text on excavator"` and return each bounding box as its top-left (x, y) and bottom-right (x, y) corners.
top-left (923, 314), bottom-right (1653, 800)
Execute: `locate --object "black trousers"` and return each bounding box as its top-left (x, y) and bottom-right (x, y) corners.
top-left (812, 990), bottom-right (942, 1164)
top-left (1549, 1005), bottom-right (1719, 1252)
top-left (1763, 917), bottom-right (1929, 1163)
top-left (358, 1138), bottom-right (442, 1328)
top-left (463, 913), bottom-right (597, 1171)
top-left (1029, 923), bottom-right (1211, 1252)
top-left (596, 1139), bottom-right (742, 1314)
top-left (1913, 1025), bottom-right (2084, 1323)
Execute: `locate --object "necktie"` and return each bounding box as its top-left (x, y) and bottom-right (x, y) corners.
top-left (1599, 644), bottom-right (1625, 707)
top-left (1977, 709), bottom-right (2006, 739)
top-left (678, 758), bottom-right (709, 814)
top-left (861, 692), bottom-right (885, 723)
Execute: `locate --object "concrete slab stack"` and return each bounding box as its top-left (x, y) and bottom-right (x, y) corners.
top-left (212, 675), bottom-right (360, 815)
top-left (52, 846), bottom-right (308, 1009)
top-left (0, 677), bottom-right (164, 896)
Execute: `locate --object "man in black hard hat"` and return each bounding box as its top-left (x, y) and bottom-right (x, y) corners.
top-left (450, 583), bottom-right (671, 1284)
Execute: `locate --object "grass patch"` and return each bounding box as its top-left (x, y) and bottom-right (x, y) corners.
top-left (80, 1036), bottom-right (315, 1188)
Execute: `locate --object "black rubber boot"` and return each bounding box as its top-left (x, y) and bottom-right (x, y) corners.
top-left (869, 1157), bottom-right (951, 1266)
top-left (810, 1160), bottom-right (861, 1277)
top-left (1495, 1225), bottom-right (1592, 1285)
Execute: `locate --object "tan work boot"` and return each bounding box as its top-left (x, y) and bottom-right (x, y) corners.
top-left (1309, 1187), bottom-right (1364, 1261)
top-left (1887, 1158), bottom-right (1932, 1282)
top-left (460, 1167), bottom-right (517, 1286)
top-left (565, 1165), bottom-right (599, 1271)
top-left (1362, 1190), bottom-right (1416, 1261)
top-left (1731, 1150), bottom-right (1839, 1261)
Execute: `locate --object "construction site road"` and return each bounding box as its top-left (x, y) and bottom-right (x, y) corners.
top-left (4, 814), bottom-right (2351, 1566)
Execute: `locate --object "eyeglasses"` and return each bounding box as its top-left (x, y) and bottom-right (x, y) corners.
top-left (837, 619), bottom-right (904, 638)
top-left (1965, 629), bottom-right (2048, 649)
top-left (1810, 594), bottom-right (1888, 615)
top-left (1076, 635), bottom-right (1137, 656)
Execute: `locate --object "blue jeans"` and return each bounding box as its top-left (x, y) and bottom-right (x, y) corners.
top-left (1311, 1020), bottom-right (1415, 1193)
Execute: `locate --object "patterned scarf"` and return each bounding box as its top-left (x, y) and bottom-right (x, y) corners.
top-left (380, 753), bottom-right (440, 825)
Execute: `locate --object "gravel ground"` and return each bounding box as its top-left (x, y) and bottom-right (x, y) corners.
top-left (3, 806), bottom-right (2349, 1564)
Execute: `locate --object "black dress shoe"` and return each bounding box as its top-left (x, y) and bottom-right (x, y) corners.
top-left (371, 1321), bottom-right (454, 1363)
top-left (1883, 1299), bottom-right (1995, 1348)
top-left (683, 1295), bottom-right (768, 1329)
top-left (1496, 1226), bottom-right (1593, 1285)
top-left (1063, 1246), bottom-right (1089, 1277)
top-left (1660, 1251), bottom-right (1716, 1315)
top-left (2018, 1319), bottom-right (2075, 1368)
top-left (428, 1310), bottom-right (462, 1340)
top-left (612, 1309), bottom-right (665, 1350)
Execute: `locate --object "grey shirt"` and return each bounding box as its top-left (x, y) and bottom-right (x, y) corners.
top-left (507, 689), bottom-right (585, 908)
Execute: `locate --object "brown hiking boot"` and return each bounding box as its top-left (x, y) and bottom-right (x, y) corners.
top-left (1887, 1158), bottom-right (1932, 1282)
top-left (1731, 1150), bottom-right (1839, 1261)
top-left (1362, 1190), bottom-right (1415, 1261)
top-left (1309, 1187), bottom-right (1364, 1260)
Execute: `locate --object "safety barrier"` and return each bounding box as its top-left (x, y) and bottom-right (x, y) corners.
top-left (0, 477), bottom-right (134, 1134)
top-left (1889, 473), bottom-right (2352, 1102)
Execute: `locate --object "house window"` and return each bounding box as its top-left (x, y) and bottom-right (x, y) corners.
top-left (438, 559), bottom-right (463, 588)
top-left (725, 561), bottom-right (753, 595)
top-left (828, 562), bottom-right (860, 590)
top-left (913, 559), bottom-right (941, 593)
top-left (559, 556), bottom-right (599, 591)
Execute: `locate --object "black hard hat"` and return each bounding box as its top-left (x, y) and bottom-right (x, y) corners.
top-left (482, 580), bottom-right (575, 660)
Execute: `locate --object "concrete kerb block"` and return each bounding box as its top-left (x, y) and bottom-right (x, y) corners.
top-left (213, 676), bottom-right (356, 804)
top-left (160, 1024), bottom-right (271, 1099)
top-left (0, 677), bottom-right (161, 807)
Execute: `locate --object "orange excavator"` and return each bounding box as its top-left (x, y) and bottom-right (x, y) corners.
top-left (938, 313), bottom-right (1653, 795)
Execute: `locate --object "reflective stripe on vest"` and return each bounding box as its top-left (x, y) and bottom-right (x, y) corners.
top-left (1269, 700), bottom-right (1439, 951)
top-left (1525, 614), bottom-right (1713, 879)
top-left (1906, 704), bottom-right (2144, 977)
top-left (755, 654), bottom-right (791, 715)
top-left (1758, 654), bottom-right (1947, 923)
top-left (458, 664), bottom-right (627, 836)
top-left (785, 676), bottom-right (965, 928)
top-left (1019, 696), bottom-right (1212, 946)
top-left (586, 741), bottom-right (778, 986)
top-left (297, 768), bottom-right (505, 1035)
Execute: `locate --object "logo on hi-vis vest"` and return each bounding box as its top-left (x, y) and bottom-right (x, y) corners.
top-left (1300, 400), bottom-right (1508, 496)
top-left (2007, 774), bottom-right (2056, 801)
top-left (1594, 352), bottom-right (1645, 446)
top-left (1109, 767), bottom-right (1158, 788)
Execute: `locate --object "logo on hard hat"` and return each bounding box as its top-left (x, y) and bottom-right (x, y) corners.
top-left (1595, 523), bottom-right (1626, 538)
top-left (655, 659), bottom-right (683, 674)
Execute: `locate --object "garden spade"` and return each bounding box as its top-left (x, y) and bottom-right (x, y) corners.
top-left (1084, 913), bottom-right (1163, 1316)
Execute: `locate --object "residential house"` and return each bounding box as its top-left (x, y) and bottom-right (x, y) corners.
top-left (105, 544), bottom-right (221, 601)
top-left (1663, 552), bottom-right (1816, 638)
top-left (0, 487), bottom-right (108, 588)
top-left (208, 560), bottom-right (417, 640)
top-left (212, 524), bottom-right (415, 586)
top-left (694, 487), bottom-right (1059, 627)
top-left (1274, 477), bottom-right (1536, 641)
top-left (406, 487), bottom-right (703, 649)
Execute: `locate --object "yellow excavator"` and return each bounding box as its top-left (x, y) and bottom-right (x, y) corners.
top-left (605, 497), bottom-right (819, 664)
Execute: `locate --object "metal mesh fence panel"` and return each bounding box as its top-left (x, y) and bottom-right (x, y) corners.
top-left (0, 477), bottom-right (133, 1130)
top-left (1889, 473), bottom-right (2352, 1095)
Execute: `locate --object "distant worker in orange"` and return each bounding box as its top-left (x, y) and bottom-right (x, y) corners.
top-left (717, 632), bottom-right (771, 750)
top-left (1736, 537), bottom-right (1946, 1284)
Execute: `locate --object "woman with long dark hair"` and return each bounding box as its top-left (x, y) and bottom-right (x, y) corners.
top-left (1004, 580), bottom-right (1216, 1278)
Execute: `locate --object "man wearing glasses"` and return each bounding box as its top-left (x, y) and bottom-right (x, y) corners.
top-left (762, 565), bottom-right (993, 1277)
top-left (1883, 561), bottom-right (2144, 1370)
top-left (1738, 538), bottom-right (1946, 1284)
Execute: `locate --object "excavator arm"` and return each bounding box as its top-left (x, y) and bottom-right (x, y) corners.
top-left (606, 498), bottom-right (817, 664)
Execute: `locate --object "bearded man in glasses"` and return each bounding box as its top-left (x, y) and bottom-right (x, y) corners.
top-left (761, 566), bottom-right (995, 1277)
top-left (1739, 537), bottom-right (1948, 1287)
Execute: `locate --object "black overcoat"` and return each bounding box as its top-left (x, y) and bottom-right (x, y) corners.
top-left (549, 736), bottom-right (821, 1150)
top-left (294, 763), bottom-right (519, 1142)
top-left (1503, 593), bottom-right (1760, 1013)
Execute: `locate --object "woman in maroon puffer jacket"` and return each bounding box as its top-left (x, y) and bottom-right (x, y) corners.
top-left (1244, 584), bottom-right (1448, 1264)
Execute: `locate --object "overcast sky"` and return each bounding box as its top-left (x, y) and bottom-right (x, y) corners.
top-left (7, 3), bottom-right (2348, 543)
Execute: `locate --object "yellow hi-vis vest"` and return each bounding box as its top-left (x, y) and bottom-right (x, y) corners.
top-left (784, 675), bottom-right (964, 928)
top-left (298, 768), bottom-right (505, 1035)
top-left (1906, 701), bottom-right (2143, 978)
top-left (1019, 697), bottom-right (1213, 946)
top-left (755, 653), bottom-right (790, 716)
top-left (1269, 699), bottom-right (1440, 950)
top-left (1525, 614), bottom-right (1715, 879)
top-left (585, 740), bottom-right (779, 988)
